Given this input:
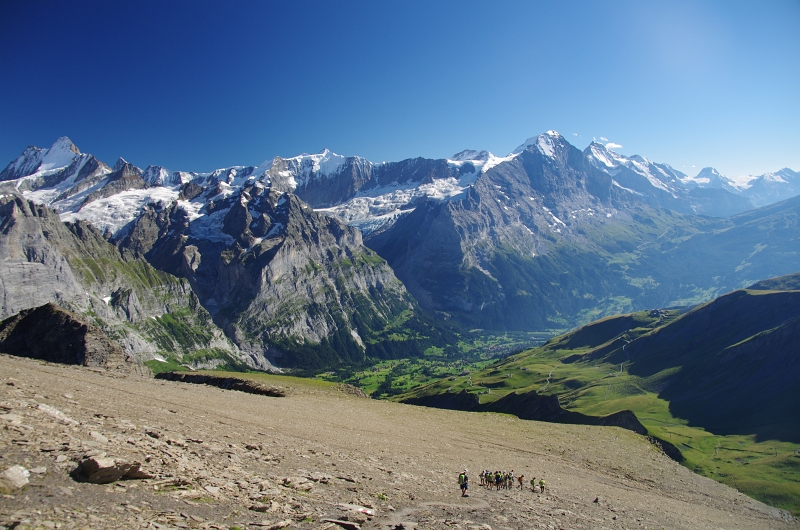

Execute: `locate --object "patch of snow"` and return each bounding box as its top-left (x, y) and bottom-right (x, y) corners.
top-left (266, 222), bottom-right (285, 238)
top-left (245, 237), bottom-right (264, 253)
top-left (39, 137), bottom-right (79, 172)
top-left (612, 180), bottom-right (644, 196)
top-left (186, 205), bottom-right (235, 244)
top-left (481, 153), bottom-right (520, 173)
top-left (61, 187), bottom-right (180, 237)
top-left (542, 206), bottom-right (565, 226)
top-left (724, 174), bottom-right (759, 190)
top-left (762, 172), bottom-right (788, 184)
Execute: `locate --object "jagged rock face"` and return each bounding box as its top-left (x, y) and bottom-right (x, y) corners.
top-left (0, 195), bottom-right (245, 368)
top-left (366, 135), bottom-right (800, 330)
top-left (0, 196), bottom-right (88, 317)
top-left (121, 185), bottom-right (418, 368)
top-left (0, 303), bottom-right (150, 376)
top-left (81, 161), bottom-right (146, 208)
top-left (0, 137), bottom-right (110, 200)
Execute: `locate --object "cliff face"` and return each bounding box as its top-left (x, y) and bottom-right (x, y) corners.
top-left (0, 195), bottom-right (245, 368)
top-left (119, 184), bottom-right (434, 369)
top-left (0, 136), bottom-right (453, 370)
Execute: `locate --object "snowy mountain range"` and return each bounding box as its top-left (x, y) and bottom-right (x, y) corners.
top-left (1, 133), bottom-right (798, 367)
top-left (2, 133), bottom-right (796, 244)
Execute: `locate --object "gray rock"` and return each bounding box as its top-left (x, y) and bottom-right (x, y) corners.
top-left (73, 456), bottom-right (152, 484)
top-left (0, 465), bottom-right (30, 489)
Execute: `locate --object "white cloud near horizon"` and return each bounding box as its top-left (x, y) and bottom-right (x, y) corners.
top-left (606, 142), bottom-right (623, 150)
top-left (600, 136), bottom-right (608, 142)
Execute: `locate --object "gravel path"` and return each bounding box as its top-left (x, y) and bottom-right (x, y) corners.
top-left (0, 355), bottom-right (796, 530)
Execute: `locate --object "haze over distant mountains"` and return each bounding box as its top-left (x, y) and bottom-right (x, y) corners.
top-left (1, 132), bottom-right (798, 369)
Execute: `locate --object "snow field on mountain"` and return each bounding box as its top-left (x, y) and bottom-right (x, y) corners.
top-left (61, 187), bottom-right (180, 237)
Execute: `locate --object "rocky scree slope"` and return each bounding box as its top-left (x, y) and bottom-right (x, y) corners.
top-left (1, 354), bottom-right (795, 530)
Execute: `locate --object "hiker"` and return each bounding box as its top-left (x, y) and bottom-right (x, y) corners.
top-left (479, 470), bottom-right (485, 487)
top-left (539, 478), bottom-right (546, 493)
top-left (530, 477), bottom-right (536, 491)
top-left (495, 471), bottom-right (502, 491)
top-left (458, 469), bottom-right (469, 497)
top-left (518, 474), bottom-right (524, 489)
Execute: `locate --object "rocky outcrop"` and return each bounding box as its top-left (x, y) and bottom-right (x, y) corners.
top-left (0, 303), bottom-right (150, 375)
top-left (597, 409), bottom-right (647, 435)
top-left (402, 389), bottom-right (480, 411)
top-left (72, 456), bottom-right (152, 484)
top-left (484, 389), bottom-right (564, 421)
top-left (154, 372), bottom-right (286, 396)
top-left (81, 160), bottom-right (147, 208)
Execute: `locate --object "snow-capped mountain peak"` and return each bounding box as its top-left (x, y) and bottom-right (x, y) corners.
top-left (511, 130), bottom-right (565, 157)
top-left (37, 137), bottom-right (81, 172)
top-left (0, 137), bottom-right (82, 182)
top-left (112, 157), bottom-right (129, 172)
top-left (585, 141), bottom-right (624, 169)
top-left (50, 136), bottom-right (80, 155)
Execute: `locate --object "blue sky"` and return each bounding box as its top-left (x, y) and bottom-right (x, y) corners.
top-left (1, 0), bottom-right (798, 178)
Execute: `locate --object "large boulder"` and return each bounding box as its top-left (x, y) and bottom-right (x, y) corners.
top-left (0, 303), bottom-right (151, 376)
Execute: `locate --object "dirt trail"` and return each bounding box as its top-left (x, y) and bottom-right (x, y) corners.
top-left (0, 355), bottom-right (796, 530)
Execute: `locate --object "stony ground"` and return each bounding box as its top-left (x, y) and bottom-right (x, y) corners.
top-left (0, 355), bottom-right (796, 530)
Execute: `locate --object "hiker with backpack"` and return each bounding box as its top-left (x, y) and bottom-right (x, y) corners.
top-left (458, 469), bottom-right (469, 497)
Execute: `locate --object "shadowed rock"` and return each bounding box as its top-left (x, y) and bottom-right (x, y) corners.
top-left (0, 303), bottom-right (151, 376)
top-left (155, 372), bottom-right (286, 396)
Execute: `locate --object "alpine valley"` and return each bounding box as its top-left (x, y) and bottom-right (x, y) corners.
top-left (1, 132), bottom-right (798, 372)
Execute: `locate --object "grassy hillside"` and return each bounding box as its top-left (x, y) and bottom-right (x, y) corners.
top-left (395, 282), bottom-right (800, 515)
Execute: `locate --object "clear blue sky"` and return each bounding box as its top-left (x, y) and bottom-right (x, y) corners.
top-left (1, 0), bottom-right (798, 178)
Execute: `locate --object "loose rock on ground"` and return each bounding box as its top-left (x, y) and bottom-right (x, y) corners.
top-left (0, 355), bottom-right (796, 529)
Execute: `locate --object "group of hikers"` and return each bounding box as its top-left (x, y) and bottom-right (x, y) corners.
top-left (457, 469), bottom-right (545, 497)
